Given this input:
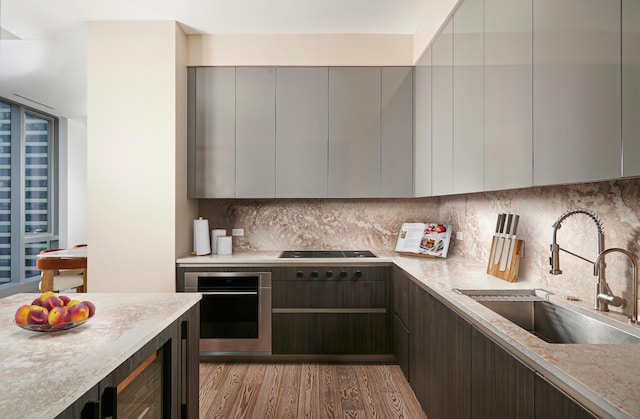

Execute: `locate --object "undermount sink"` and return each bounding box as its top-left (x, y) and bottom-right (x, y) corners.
top-left (455, 289), bottom-right (640, 344)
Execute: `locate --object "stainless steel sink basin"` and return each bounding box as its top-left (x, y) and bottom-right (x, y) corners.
top-left (455, 289), bottom-right (640, 344)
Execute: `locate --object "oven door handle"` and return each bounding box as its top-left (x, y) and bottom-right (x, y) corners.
top-left (200, 291), bottom-right (258, 296)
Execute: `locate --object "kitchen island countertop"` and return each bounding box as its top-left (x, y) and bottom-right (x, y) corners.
top-left (178, 251), bottom-right (640, 419)
top-left (0, 292), bottom-right (201, 419)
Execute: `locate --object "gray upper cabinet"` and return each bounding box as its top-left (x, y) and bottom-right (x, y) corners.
top-left (275, 67), bottom-right (329, 198)
top-left (533, 0), bottom-right (621, 186)
top-left (189, 66), bottom-right (413, 199)
top-left (414, 48), bottom-right (433, 197)
top-left (453, 0), bottom-right (484, 194)
top-left (235, 67), bottom-right (276, 198)
top-left (381, 67), bottom-right (414, 198)
top-left (484, 0), bottom-right (533, 191)
top-left (432, 20), bottom-right (454, 196)
top-left (328, 67), bottom-right (382, 198)
top-left (191, 67), bottom-right (236, 198)
top-left (623, 0), bottom-right (640, 177)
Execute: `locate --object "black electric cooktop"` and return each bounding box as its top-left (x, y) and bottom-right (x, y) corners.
top-left (279, 250), bottom-right (377, 258)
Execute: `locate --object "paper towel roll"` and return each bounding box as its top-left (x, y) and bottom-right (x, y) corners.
top-left (193, 218), bottom-right (211, 255)
top-left (211, 229), bottom-right (227, 254)
top-left (217, 236), bottom-right (233, 255)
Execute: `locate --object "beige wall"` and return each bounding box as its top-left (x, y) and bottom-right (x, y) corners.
top-left (188, 34), bottom-right (414, 66)
top-left (87, 21), bottom-right (189, 292)
top-left (413, 0), bottom-right (461, 62)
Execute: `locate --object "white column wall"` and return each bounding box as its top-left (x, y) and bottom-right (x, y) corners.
top-left (87, 21), bottom-right (187, 292)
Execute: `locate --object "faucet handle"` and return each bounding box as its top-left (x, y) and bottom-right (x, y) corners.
top-left (550, 244), bottom-right (562, 275)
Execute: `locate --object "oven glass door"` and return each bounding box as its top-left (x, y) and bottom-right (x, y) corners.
top-left (199, 276), bottom-right (259, 339)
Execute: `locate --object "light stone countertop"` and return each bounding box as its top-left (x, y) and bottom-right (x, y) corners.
top-left (0, 293), bottom-right (201, 419)
top-left (178, 251), bottom-right (640, 419)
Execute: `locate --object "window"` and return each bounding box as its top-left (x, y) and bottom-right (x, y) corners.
top-left (0, 98), bottom-right (58, 285)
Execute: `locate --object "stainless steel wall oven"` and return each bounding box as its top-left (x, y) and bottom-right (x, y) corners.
top-left (182, 271), bottom-right (271, 355)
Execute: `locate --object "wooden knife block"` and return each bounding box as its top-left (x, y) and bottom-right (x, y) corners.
top-left (487, 237), bottom-right (524, 282)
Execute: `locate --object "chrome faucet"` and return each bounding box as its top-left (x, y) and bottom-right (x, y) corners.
top-left (549, 208), bottom-right (620, 311)
top-left (593, 248), bottom-right (638, 324)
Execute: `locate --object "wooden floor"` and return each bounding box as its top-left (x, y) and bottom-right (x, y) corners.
top-left (199, 362), bottom-right (426, 419)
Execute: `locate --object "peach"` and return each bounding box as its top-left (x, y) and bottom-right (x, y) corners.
top-left (48, 306), bottom-right (70, 326)
top-left (81, 301), bottom-right (96, 318)
top-left (31, 297), bottom-right (42, 306)
top-left (42, 295), bottom-right (63, 311)
top-left (14, 304), bottom-right (32, 325)
top-left (67, 299), bottom-right (81, 307)
top-left (27, 306), bottom-right (49, 325)
top-left (38, 291), bottom-right (56, 306)
top-left (58, 295), bottom-right (71, 306)
top-left (68, 303), bottom-right (89, 322)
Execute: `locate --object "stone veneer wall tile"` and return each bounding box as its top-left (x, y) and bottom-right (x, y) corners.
top-left (199, 198), bottom-right (439, 252)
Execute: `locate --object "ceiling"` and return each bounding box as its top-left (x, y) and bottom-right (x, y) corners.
top-left (0, 0), bottom-right (432, 119)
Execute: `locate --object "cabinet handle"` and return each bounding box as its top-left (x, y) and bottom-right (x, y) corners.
top-left (340, 271), bottom-right (348, 278)
top-left (296, 271), bottom-right (303, 278)
top-left (101, 387), bottom-right (117, 418)
top-left (311, 271), bottom-right (319, 278)
top-left (355, 270), bottom-right (362, 278)
top-left (81, 401), bottom-right (100, 419)
top-left (325, 270), bottom-right (333, 278)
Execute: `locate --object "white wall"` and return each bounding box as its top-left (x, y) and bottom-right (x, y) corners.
top-left (175, 24), bottom-right (199, 264)
top-left (188, 34), bottom-right (414, 66)
top-left (87, 21), bottom-right (189, 292)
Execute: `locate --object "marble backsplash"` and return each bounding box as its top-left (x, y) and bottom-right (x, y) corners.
top-left (199, 177), bottom-right (640, 316)
top-left (200, 198), bottom-right (439, 251)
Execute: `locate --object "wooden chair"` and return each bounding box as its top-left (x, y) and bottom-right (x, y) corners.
top-left (36, 248), bottom-right (87, 293)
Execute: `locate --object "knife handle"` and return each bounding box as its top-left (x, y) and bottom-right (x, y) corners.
top-left (504, 214), bottom-right (513, 236)
top-left (498, 214), bottom-right (506, 234)
top-left (511, 215), bottom-right (520, 236)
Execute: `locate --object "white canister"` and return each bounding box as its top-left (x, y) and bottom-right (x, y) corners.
top-left (211, 229), bottom-right (227, 254)
top-left (217, 236), bottom-right (233, 255)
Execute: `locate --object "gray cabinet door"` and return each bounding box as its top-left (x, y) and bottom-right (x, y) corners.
top-left (453, 0), bottom-right (485, 194)
top-left (484, 0), bottom-right (533, 191)
top-left (275, 67), bottom-right (328, 198)
top-left (533, 0), bottom-right (621, 185)
top-left (432, 20), bottom-right (454, 196)
top-left (414, 48), bottom-right (432, 197)
top-left (328, 67), bottom-right (381, 198)
top-left (623, 0), bottom-right (640, 177)
top-left (381, 67), bottom-right (414, 197)
top-left (235, 67), bottom-right (276, 198)
top-left (193, 67), bottom-right (236, 198)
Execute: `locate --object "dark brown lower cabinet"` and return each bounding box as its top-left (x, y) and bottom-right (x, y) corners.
top-left (408, 280), bottom-right (472, 419)
top-left (400, 275), bottom-right (599, 419)
top-left (58, 302), bottom-right (200, 419)
top-left (471, 328), bottom-right (535, 419)
top-left (273, 312), bottom-right (387, 354)
top-left (271, 266), bottom-right (391, 355)
top-left (534, 374), bottom-right (598, 419)
top-left (393, 313), bottom-right (409, 378)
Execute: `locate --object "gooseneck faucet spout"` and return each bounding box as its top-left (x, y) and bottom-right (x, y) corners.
top-left (593, 248), bottom-right (638, 324)
top-left (549, 208), bottom-right (608, 311)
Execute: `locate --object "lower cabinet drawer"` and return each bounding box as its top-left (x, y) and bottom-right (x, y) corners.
top-left (272, 312), bottom-right (388, 354)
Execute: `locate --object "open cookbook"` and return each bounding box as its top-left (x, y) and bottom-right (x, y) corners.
top-left (394, 223), bottom-right (453, 258)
